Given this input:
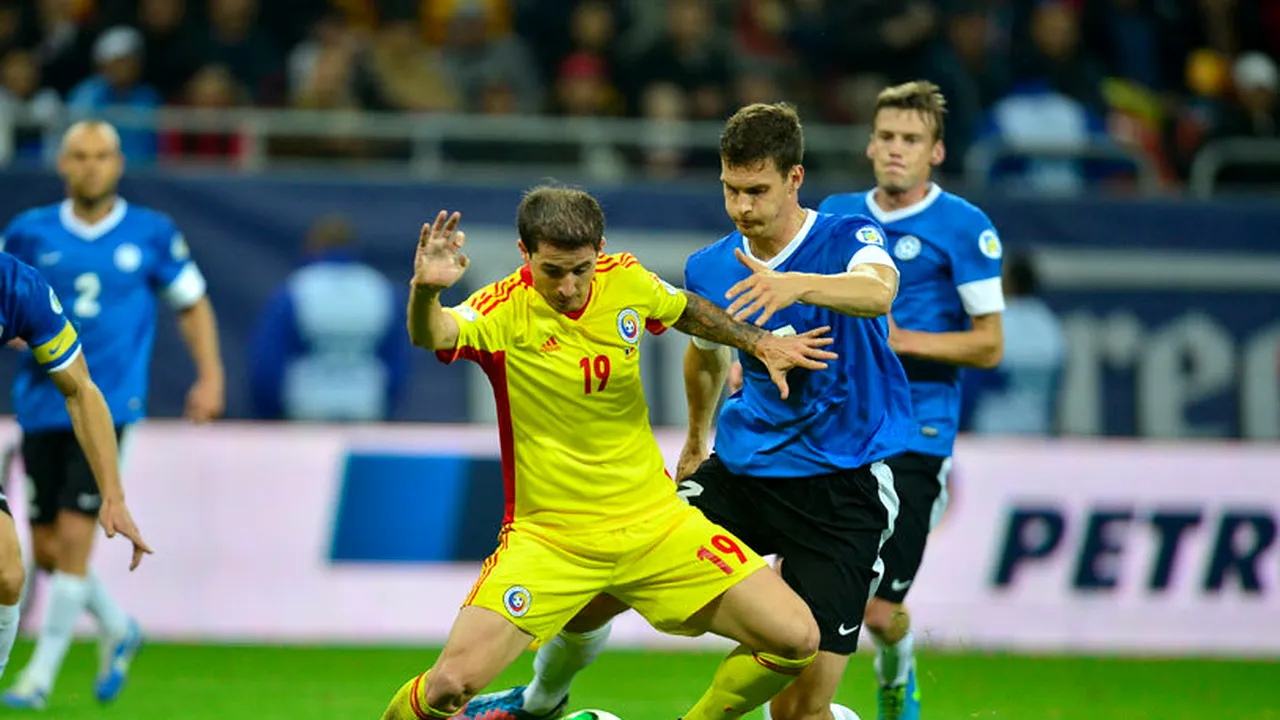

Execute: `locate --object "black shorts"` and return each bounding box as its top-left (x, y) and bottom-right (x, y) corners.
top-left (873, 451), bottom-right (950, 603)
top-left (678, 454), bottom-right (896, 654)
top-left (20, 426), bottom-right (128, 525)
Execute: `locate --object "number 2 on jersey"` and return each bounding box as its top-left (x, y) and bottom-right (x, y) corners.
top-left (73, 272), bottom-right (101, 318)
top-left (579, 354), bottom-right (611, 394)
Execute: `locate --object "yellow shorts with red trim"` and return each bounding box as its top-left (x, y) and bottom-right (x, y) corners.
top-left (465, 497), bottom-right (767, 646)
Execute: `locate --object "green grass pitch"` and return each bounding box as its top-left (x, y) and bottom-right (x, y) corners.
top-left (0, 641), bottom-right (1275, 720)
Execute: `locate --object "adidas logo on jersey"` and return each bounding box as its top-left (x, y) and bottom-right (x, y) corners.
top-left (539, 336), bottom-right (561, 353)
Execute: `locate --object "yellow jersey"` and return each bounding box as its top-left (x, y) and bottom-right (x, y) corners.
top-left (438, 253), bottom-right (688, 531)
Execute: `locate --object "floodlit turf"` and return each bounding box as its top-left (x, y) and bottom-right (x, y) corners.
top-left (0, 641), bottom-right (1275, 720)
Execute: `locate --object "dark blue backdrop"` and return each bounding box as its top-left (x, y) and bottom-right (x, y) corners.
top-left (0, 169), bottom-right (1275, 437)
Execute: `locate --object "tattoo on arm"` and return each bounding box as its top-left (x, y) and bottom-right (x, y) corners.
top-left (674, 291), bottom-right (768, 354)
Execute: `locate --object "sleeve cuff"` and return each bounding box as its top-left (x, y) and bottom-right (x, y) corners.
top-left (162, 263), bottom-right (207, 310)
top-left (847, 245), bottom-right (897, 272)
top-left (957, 277), bottom-right (1007, 316)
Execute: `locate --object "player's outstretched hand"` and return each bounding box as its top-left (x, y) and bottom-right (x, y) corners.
top-left (725, 248), bottom-right (806, 326)
top-left (414, 210), bottom-right (470, 291)
top-left (99, 496), bottom-right (153, 571)
top-left (755, 326), bottom-right (838, 399)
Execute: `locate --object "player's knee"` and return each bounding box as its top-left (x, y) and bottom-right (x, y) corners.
top-left (32, 540), bottom-right (57, 572)
top-left (864, 597), bottom-right (908, 642)
top-left (0, 558), bottom-right (25, 605)
top-left (762, 606), bottom-right (820, 661)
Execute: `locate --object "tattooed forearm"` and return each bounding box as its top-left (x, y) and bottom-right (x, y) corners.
top-left (674, 291), bottom-right (769, 355)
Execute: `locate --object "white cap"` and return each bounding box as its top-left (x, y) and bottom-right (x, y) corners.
top-left (93, 26), bottom-right (143, 65)
top-left (1233, 51), bottom-right (1278, 91)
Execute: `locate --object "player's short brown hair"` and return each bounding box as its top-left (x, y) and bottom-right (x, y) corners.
top-left (516, 185), bottom-right (605, 253)
top-left (719, 102), bottom-right (805, 175)
top-left (874, 81), bottom-right (948, 141)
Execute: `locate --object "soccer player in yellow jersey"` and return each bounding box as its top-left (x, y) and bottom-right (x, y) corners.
top-left (382, 187), bottom-right (840, 720)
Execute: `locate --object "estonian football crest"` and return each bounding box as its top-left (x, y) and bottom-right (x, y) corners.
top-left (115, 242), bottom-right (143, 273)
top-left (503, 586), bottom-right (532, 617)
top-left (617, 308), bottom-right (641, 344)
top-left (894, 235), bottom-right (922, 261)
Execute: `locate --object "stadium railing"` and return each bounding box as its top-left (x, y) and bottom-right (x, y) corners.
top-left (963, 137), bottom-right (1163, 196)
top-left (1188, 137), bottom-right (1280, 199)
top-left (0, 105), bottom-right (872, 182)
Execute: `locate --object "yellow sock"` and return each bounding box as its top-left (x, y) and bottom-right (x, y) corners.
top-left (382, 672), bottom-right (455, 720)
top-left (683, 646), bottom-right (817, 720)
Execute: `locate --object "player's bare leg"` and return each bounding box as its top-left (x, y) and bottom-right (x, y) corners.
top-left (383, 606), bottom-right (536, 720)
top-left (756, 559), bottom-right (862, 720)
top-left (766, 653), bottom-right (860, 720)
top-left (864, 597), bottom-right (916, 720)
top-left (0, 509), bottom-right (27, 686)
top-left (677, 566), bottom-right (820, 720)
top-left (3, 511), bottom-right (100, 708)
top-left (455, 594), bottom-right (626, 720)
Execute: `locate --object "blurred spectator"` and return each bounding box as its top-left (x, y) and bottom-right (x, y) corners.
top-left (961, 252), bottom-right (1065, 436)
top-left (1205, 51), bottom-right (1280, 186)
top-left (734, 0), bottom-right (794, 62)
top-left (137, 0), bottom-right (204, 101)
top-left (1217, 51), bottom-right (1279, 138)
top-left (23, 0), bottom-right (96, 95)
top-left (923, 0), bottom-right (1012, 173)
top-left (361, 19), bottom-right (459, 113)
top-left (795, 0), bottom-right (936, 121)
top-left (421, 0), bottom-right (514, 47)
top-left (67, 26), bottom-right (161, 163)
top-left (200, 0), bottom-right (282, 103)
top-left (733, 64), bottom-right (781, 108)
top-left (248, 215), bottom-right (410, 422)
top-left (978, 0), bottom-right (1112, 193)
top-left (0, 49), bottom-right (63, 163)
top-left (281, 39), bottom-right (369, 158)
top-left (554, 50), bottom-right (621, 117)
top-left (159, 64), bottom-right (248, 161)
top-left (287, 10), bottom-right (359, 100)
top-left (626, 0), bottom-right (734, 120)
top-left (1171, 48), bottom-right (1232, 171)
top-left (638, 81), bottom-right (689, 178)
top-left (440, 1), bottom-right (542, 113)
top-left (518, 0), bottom-right (627, 92)
top-left (1083, 0), bottom-right (1164, 90)
top-left (0, 4), bottom-right (24, 57)
top-left (1011, 0), bottom-right (1107, 111)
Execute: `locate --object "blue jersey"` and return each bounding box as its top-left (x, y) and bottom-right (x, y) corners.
top-left (820, 184), bottom-right (1005, 457)
top-left (684, 210), bottom-right (914, 477)
top-left (2, 199), bottom-right (206, 431)
top-left (0, 254), bottom-right (83, 376)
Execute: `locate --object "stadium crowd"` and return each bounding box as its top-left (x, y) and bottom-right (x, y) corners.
top-left (0, 0), bottom-right (1276, 181)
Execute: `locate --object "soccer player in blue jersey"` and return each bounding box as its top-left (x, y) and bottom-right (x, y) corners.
top-left (821, 81), bottom-right (1005, 720)
top-left (0, 253), bottom-right (150, 687)
top-left (0, 120), bottom-right (224, 709)
top-left (455, 102), bottom-right (914, 720)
